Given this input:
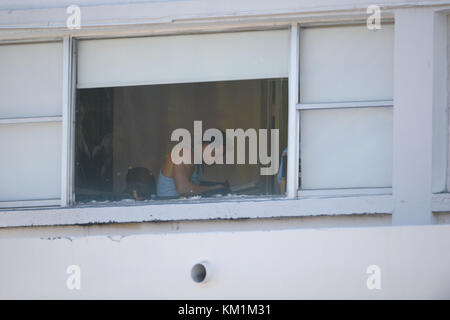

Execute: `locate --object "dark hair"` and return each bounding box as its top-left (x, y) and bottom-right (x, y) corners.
top-left (124, 167), bottom-right (156, 200)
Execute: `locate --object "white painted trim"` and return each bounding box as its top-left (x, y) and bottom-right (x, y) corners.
top-left (392, 8), bottom-right (437, 225)
top-left (432, 193), bottom-right (450, 212)
top-left (0, 38), bottom-right (62, 45)
top-left (433, 11), bottom-right (448, 193)
top-left (0, 18), bottom-right (397, 44)
top-left (61, 37), bottom-right (73, 207)
top-left (69, 39), bottom-right (77, 205)
top-left (0, 2), bottom-right (447, 44)
top-left (431, 193), bottom-right (450, 212)
top-left (447, 14), bottom-right (450, 192)
top-left (287, 23), bottom-right (300, 198)
top-left (0, 199), bottom-right (60, 209)
top-left (299, 188), bottom-right (392, 198)
top-left (0, 116), bottom-right (62, 124)
top-left (0, 0), bottom-right (443, 32)
top-left (0, 195), bottom-right (394, 228)
top-left (297, 100), bottom-right (394, 110)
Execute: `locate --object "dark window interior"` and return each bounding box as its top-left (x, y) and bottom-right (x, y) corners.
top-left (75, 78), bottom-right (288, 202)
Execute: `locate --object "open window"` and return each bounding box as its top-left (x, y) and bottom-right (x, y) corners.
top-left (74, 30), bottom-right (290, 203)
top-left (0, 24), bottom-right (396, 214)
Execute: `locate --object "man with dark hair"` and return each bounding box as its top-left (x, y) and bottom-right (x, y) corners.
top-left (124, 167), bottom-right (156, 200)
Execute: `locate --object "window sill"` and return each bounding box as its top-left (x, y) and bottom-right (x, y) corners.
top-left (0, 194), bottom-right (394, 228)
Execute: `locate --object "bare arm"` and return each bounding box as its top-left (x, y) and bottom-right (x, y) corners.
top-left (172, 163), bottom-right (222, 197)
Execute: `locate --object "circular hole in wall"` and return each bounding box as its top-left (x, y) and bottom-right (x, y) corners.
top-left (191, 263), bottom-right (208, 283)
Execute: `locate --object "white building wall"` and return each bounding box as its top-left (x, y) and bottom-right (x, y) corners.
top-left (1, 224), bottom-right (450, 299)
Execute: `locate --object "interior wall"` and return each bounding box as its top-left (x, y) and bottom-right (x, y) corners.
top-left (112, 85), bottom-right (168, 194)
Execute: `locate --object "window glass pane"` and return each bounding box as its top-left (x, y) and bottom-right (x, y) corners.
top-left (299, 24), bottom-right (394, 103)
top-left (0, 122), bottom-right (61, 201)
top-left (300, 107), bottom-right (392, 189)
top-left (0, 42), bottom-right (62, 118)
top-left (75, 79), bottom-right (288, 202)
top-left (77, 30), bottom-right (290, 89)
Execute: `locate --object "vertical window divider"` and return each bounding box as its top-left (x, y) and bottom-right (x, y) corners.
top-left (287, 23), bottom-right (300, 198)
top-left (61, 36), bottom-right (75, 207)
top-left (70, 39), bottom-right (77, 205)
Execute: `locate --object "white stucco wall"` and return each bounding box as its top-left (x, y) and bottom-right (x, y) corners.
top-left (1, 223), bottom-right (449, 299)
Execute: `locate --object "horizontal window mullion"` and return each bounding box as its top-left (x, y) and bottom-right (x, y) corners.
top-left (0, 116), bottom-right (62, 125)
top-left (298, 187), bottom-right (392, 197)
top-left (0, 199), bottom-right (61, 209)
top-left (296, 100), bottom-right (393, 110)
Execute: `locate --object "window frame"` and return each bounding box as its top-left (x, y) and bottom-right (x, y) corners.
top-left (62, 36), bottom-right (77, 207)
top-left (0, 19), bottom-right (404, 226)
top-left (296, 23), bottom-right (394, 197)
top-left (70, 27), bottom-right (295, 205)
top-left (296, 97), bottom-right (394, 197)
top-left (0, 39), bottom-right (65, 209)
top-left (69, 23), bottom-right (396, 203)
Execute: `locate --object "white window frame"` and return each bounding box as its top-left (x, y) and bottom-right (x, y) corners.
top-left (70, 27), bottom-right (297, 205)
top-left (1, 6), bottom-right (447, 227)
top-left (62, 36), bottom-right (77, 207)
top-left (0, 22), bottom-right (396, 227)
top-left (296, 99), bottom-right (394, 198)
top-left (294, 24), bottom-right (394, 198)
top-left (0, 39), bottom-right (65, 209)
